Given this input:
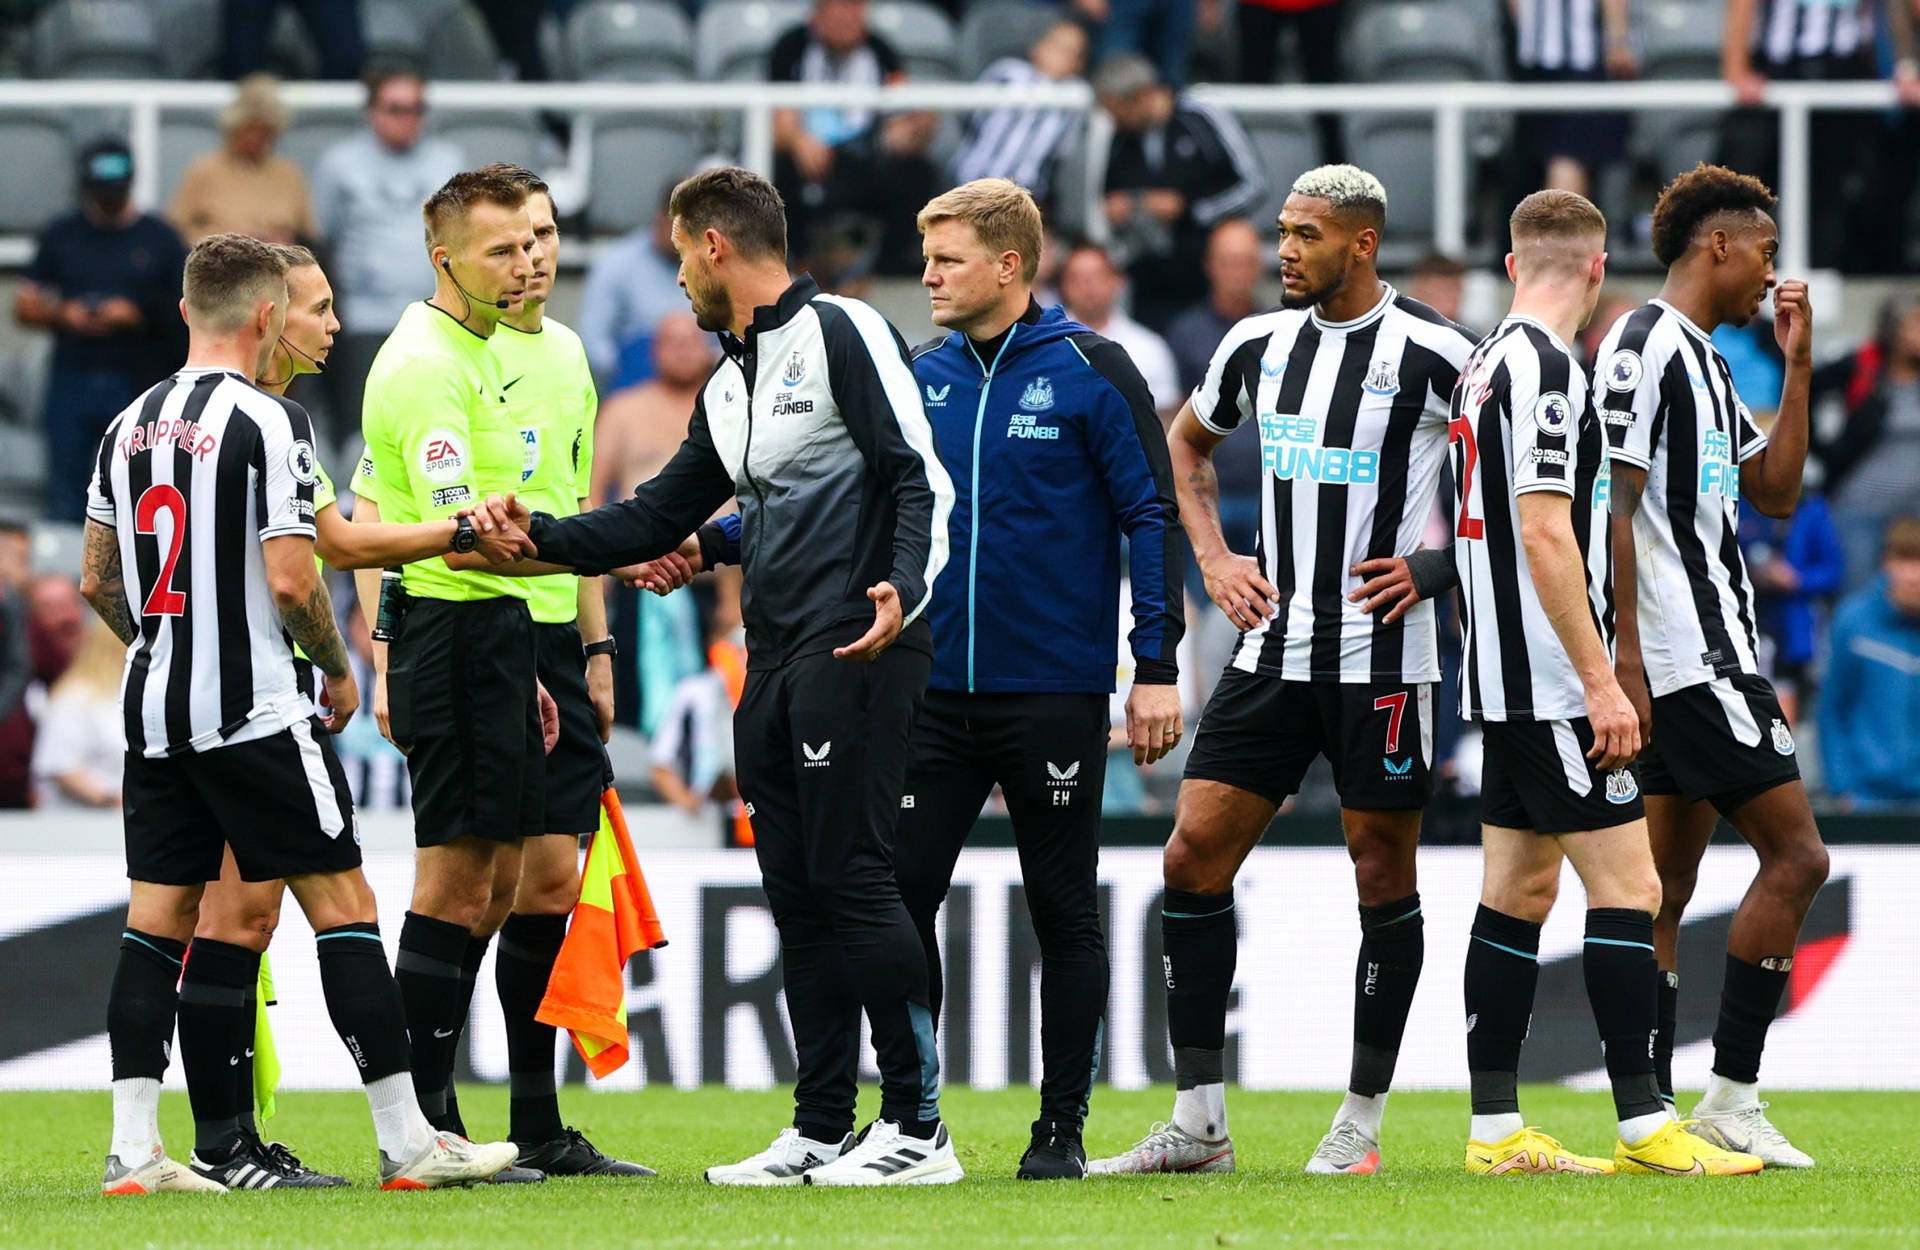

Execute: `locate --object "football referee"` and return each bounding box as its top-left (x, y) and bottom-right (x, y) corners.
top-left (351, 165), bottom-right (646, 1177)
top-left (485, 167), bottom-right (963, 1187)
top-left (348, 168), bottom-right (551, 1162)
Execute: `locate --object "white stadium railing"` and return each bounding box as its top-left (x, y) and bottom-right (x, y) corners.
top-left (0, 77), bottom-right (1903, 274)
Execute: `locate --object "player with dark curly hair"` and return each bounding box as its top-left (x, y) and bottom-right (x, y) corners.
top-left (1590, 163), bottom-right (1826, 1169)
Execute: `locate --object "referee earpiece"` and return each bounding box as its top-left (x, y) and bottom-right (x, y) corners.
top-left (440, 256), bottom-right (510, 312)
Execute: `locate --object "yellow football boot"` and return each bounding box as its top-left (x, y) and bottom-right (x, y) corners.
top-left (1465, 1127), bottom-right (1614, 1175)
top-left (1615, 1119), bottom-right (1763, 1175)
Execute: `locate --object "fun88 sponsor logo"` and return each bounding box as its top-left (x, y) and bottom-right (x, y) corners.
top-left (1257, 410), bottom-right (1379, 485)
top-left (1699, 429), bottom-right (1738, 500)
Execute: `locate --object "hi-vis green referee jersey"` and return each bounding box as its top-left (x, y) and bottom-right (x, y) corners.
top-left (353, 301), bottom-right (530, 604)
top-left (490, 316), bottom-right (595, 625)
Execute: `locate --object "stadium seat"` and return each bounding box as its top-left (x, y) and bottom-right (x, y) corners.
top-left (28, 0), bottom-right (165, 78)
top-left (1242, 115), bottom-right (1320, 228)
top-left (1344, 113), bottom-right (1435, 252)
top-left (1639, 0), bottom-right (1723, 80)
top-left (587, 113), bottom-right (701, 234)
top-left (157, 113), bottom-right (221, 208)
top-left (433, 111), bottom-right (543, 174)
top-left (956, 1), bottom-right (1066, 79)
top-left (1344, 1), bottom-right (1497, 82)
top-left (278, 114), bottom-right (365, 179)
top-left (867, 0), bottom-right (958, 80)
top-left (694, 0), bottom-right (810, 81)
top-left (565, 0), bottom-right (696, 82)
top-left (0, 114), bottom-right (76, 233)
top-left (358, 0), bottom-right (499, 80)
top-left (150, 0), bottom-right (221, 78)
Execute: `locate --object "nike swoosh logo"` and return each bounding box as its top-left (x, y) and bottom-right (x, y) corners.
top-left (504, 375), bottom-right (524, 390)
top-left (1634, 1157), bottom-right (1705, 1175)
top-left (1174, 1148), bottom-right (1231, 1172)
top-left (433, 1028), bottom-right (456, 1038)
top-left (244, 1049), bottom-right (254, 1058)
top-left (228, 1056), bottom-right (240, 1066)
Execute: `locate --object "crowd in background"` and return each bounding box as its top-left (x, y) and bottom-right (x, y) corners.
top-left (2, 0), bottom-right (1920, 822)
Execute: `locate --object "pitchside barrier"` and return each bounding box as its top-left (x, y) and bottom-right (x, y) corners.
top-left (2, 810), bottom-right (1915, 1093)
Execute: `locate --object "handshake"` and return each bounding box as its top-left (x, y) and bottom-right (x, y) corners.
top-left (457, 494), bottom-right (540, 563)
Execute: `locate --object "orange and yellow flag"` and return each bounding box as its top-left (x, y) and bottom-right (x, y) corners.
top-left (536, 788), bottom-right (668, 1078)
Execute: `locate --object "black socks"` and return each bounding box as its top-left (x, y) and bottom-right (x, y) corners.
top-left (395, 911), bottom-right (471, 1125)
top-left (108, 929), bottom-right (185, 1082)
top-left (1583, 908), bottom-right (1664, 1120)
top-left (498, 912), bottom-right (567, 1144)
top-left (318, 923), bottom-right (411, 1085)
top-left (178, 938), bottom-right (259, 1156)
top-left (1463, 905), bottom-right (1540, 1116)
top-left (1163, 887), bottom-right (1236, 1090)
top-left (1351, 893), bottom-right (1424, 1097)
top-left (1712, 953), bottom-right (1790, 1085)
top-left (1656, 969), bottom-right (1679, 1104)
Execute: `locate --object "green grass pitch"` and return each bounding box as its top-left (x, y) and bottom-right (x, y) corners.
top-left (4, 1086), bottom-right (1918, 1248)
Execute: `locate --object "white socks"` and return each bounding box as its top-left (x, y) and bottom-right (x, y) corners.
top-left (110, 1077), bottom-right (162, 1165)
top-left (1334, 1091), bottom-right (1387, 1140)
top-left (1470, 1112), bottom-right (1524, 1143)
top-left (1697, 1073), bottom-right (1760, 1113)
top-left (1172, 1083), bottom-right (1229, 1142)
top-left (1619, 1110), bottom-right (1670, 1144)
top-left (366, 1072), bottom-right (438, 1161)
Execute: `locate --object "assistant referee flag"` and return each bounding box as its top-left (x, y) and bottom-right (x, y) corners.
top-left (537, 789), bottom-right (667, 1077)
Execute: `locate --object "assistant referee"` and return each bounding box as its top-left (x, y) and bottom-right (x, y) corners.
top-left (349, 168), bottom-right (547, 1154)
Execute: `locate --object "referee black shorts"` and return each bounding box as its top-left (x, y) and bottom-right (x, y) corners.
top-left (1480, 717), bottom-right (1645, 835)
top-left (1637, 673), bottom-right (1802, 814)
top-left (123, 718), bottom-right (359, 885)
top-left (387, 596), bottom-right (543, 847)
top-left (534, 620), bottom-right (607, 837)
top-left (1183, 668), bottom-right (1435, 811)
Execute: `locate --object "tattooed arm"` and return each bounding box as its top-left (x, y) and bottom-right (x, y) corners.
top-left (1169, 400), bottom-right (1278, 631)
top-left (79, 519), bottom-right (138, 645)
top-left (263, 534), bottom-right (359, 731)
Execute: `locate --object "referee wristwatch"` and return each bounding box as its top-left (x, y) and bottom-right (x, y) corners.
top-left (451, 515), bottom-right (479, 554)
top-left (583, 637), bottom-right (618, 659)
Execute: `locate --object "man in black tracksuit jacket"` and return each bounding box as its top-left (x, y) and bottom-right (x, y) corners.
top-left (495, 169), bottom-right (964, 1187)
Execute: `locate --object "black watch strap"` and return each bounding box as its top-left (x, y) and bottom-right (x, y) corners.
top-left (583, 637), bottom-right (618, 658)
top-left (451, 514), bottom-right (478, 553)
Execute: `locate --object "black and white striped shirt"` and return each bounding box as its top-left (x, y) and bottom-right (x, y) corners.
top-left (950, 58), bottom-right (1081, 200)
top-left (1594, 300), bottom-right (1769, 697)
top-left (85, 367), bottom-right (321, 758)
top-left (1452, 316), bottom-right (1612, 722)
top-left (1513, 0), bottom-right (1601, 72)
top-left (1191, 286), bottom-right (1476, 683)
top-left (1751, 0), bottom-right (1867, 67)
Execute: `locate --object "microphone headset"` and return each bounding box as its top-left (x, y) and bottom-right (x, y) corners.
top-left (441, 255), bottom-right (510, 314)
top-left (259, 332), bottom-right (325, 389)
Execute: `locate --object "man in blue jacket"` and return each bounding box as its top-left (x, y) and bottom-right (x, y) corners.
top-left (1820, 515), bottom-right (1920, 808)
top-left (640, 179), bottom-right (1184, 1180)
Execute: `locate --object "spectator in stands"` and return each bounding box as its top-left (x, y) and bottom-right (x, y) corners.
top-left (168, 74), bottom-right (315, 246)
top-left (1057, 240), bottom-right (1181, 416)
top-left (30, 616), bottom-right (124, 810)
top-left (649, 581), bottom-right (747, 846)
top-left (1740, 492), bottom-right (1844, 722)
top-left (1504, 0), bottom-right (1634, 201)
top-left (13, 139), bottom-right (188, 523)
top-left (1820, 515), bottom-right (1920, 808)
top-left (951, 18), bottom-right (1089, 211)
top-left (1235, 0), bottom-right (1348, 164)
top-left (1166, 218), bottom-right (1263, 392)
top-left (0, 573), bottom-right (85, 809)
top-left (590, 312), bottom-right (720, 505)
top-left (1819, 294), bottom-right (1920, 593)
top-left (768, 0), bottom-right (940, 276)
top-left (1095, 53), bottom-right (1265, 331)
top-left (1718, 0), bottom-right (1916, 271)
top-left (1091, 0), bottom-right (1198, 88)
top-left (312, 65), bottom-right (464, 444)
top-left (1406, 250), bottom-right (1467, 327)
top-left (1163, 219), bottom-right (1264, 567)
top-left (223, 0), bottom-right (365, 81)
top-left (579, 186), bottom-right (691, 392)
